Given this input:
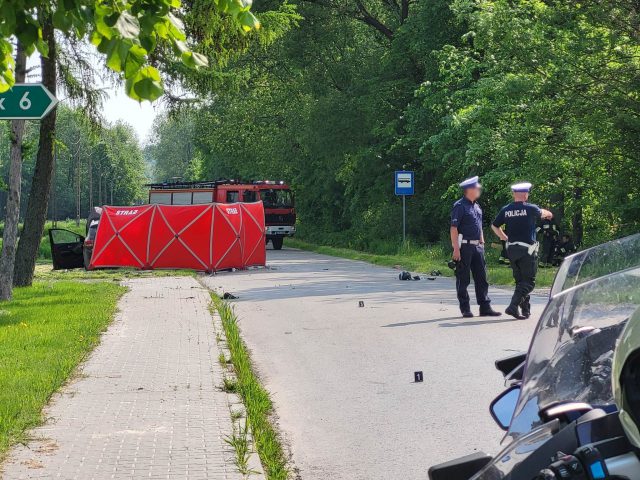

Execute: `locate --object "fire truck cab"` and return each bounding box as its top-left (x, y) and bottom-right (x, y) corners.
top-left (147, 180), bottom-right (296, 250)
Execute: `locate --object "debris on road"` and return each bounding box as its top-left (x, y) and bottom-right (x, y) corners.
top-left (223, 292), bottom-right (239, 300)
top-left (414, 371), bottom-right (424, 383)
top-left (358, 301), bottom-right (365, 307)
top-left (399, 271), bottom-right (422, 281)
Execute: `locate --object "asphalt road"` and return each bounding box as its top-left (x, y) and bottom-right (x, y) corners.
top-left (201, 248), bottom-right (547, 480)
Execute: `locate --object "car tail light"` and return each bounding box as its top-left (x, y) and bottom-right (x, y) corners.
top-left (84, 239), bottom-right (94, 247)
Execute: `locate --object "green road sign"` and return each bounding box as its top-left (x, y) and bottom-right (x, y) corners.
top-left (0, 83), bottom-right (58, 120)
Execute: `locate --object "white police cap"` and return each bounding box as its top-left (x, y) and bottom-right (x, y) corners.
top-left (511, 182), bottom-right (532, 192)
top-left (459, 176), bottom-right (481, 189)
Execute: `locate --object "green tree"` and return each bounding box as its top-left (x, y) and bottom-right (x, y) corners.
top-left (145, 111), bottom-right (200, 181)
top-left (49, 108), bottom-right (147, 222)
top-left (6, 0), bottom-right (261, 289)
top-left (0, 0), bottom-right (261, 96)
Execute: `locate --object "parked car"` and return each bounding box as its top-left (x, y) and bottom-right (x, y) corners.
top-left (48, 207), bottom-right (102, 270)
top-left (83, 207), bottom-right (102, 268)
top-left (48, 228), bottom-right (86, 270)
top-left (83, 218), bottom-right (99, 268)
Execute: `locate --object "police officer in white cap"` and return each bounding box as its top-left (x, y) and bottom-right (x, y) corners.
top-left (451, 176), bottom-right (501, 318)
top-left (491, 182), bottom-right (553, 319)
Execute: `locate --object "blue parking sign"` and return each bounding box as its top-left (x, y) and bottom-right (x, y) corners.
top-left (395, 171), bottom-right (415, 196)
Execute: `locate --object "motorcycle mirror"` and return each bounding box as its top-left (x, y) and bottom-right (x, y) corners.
top-left (490, 385), bottom-right (521, 430)
top-left (494, 352), bottom-right (526, 378)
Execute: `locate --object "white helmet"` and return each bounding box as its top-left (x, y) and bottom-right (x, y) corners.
top-left (612, 306), bottom-right (640, 447)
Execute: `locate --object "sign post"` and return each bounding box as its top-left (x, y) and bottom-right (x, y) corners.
top-left (394, 171), bottom-right (415, 244)
top-left (0, 84), bottom-right (58, 120)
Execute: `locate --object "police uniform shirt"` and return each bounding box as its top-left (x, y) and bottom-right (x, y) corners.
top-left (492, 202), bottom-right (542, 244)
top-left (451, 197), bottom-right (483, 241)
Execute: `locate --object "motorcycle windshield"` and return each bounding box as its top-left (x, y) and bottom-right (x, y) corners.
top-left (551, 233), bottom-right (640, 296)
top-left (508, 265), bottom-right (640, 439)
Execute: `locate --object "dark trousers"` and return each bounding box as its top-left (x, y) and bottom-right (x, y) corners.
top-left (456, 244), bottom-right (491, 312)
top-left (507, 245), bottom-right (537, 308)
top-left (541, 237), bottom-right (556, 264)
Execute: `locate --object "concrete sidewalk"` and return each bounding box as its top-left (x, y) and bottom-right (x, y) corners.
top-left (1, 277), bottom-right (244, 480)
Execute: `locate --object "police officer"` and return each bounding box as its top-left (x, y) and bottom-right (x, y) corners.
top-left (554, 234), bottom-right (576, 266)
top-left (451, 176), bottom-right (501, 318)
top-left (537, 217), bottom-right (559, 267)
top-left (491, 182), bottom-right (553, 319)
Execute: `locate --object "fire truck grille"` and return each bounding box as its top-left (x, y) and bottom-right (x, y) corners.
top-left (265, 213), bottom-right (295, 225)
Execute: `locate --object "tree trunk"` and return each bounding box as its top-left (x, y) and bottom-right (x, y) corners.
top-left (400, 0), bottom-right (409, 22)
top-left (13, 18), bottom-right (58, 287)
top-left (0, 43), bottom-right (27, 301)
top-left (572, 186), bottom-right (584, 246)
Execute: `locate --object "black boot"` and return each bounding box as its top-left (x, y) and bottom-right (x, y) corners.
top-left (505, 304), bottom-right (525, 320)
top-left (479, 306), bottom-right (502, 317)
top-left (520, 296), bottom-right (531, 319)
top-left (461, 310), bottom-right (474, 318)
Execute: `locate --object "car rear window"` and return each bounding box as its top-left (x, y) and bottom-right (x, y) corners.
top-left (88, 221), bottom-right (99, 240)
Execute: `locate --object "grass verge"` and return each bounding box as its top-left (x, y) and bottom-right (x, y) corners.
top-left (0, 280), bottom-right (126, 457)
top-left (33, 264), bottom-right (196, 281)
top-left (211, 294), bottom-right (289, 480)
top-left (224, 421), bottom-right (254, 475)
top-left (286, 238), bottom-right (558, 288)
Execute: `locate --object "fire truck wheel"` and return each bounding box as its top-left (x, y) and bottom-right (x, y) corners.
top-left (272, 237), bottom-right (284, 250)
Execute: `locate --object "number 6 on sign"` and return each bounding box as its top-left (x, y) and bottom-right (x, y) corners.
top-left (0, 84), bottom-right (58, 120)
top-left (19, 92), bottom-right (31, 110)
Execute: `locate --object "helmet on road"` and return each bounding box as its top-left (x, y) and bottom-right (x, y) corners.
top-left (612, 306), bottom-right (640, 447)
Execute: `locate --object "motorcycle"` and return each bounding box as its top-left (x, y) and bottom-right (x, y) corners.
top-left (429, 234), bottom-right (640, 480)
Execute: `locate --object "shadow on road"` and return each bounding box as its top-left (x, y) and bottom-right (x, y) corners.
top-left (382, 316), bottom-right (462, 327)
top-left (439, 318), bottom-right (522, 327)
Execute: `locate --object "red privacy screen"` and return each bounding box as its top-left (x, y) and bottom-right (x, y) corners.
top-left (89, 203), bottom-right (266, 272)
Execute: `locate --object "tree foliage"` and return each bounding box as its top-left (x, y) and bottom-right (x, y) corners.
top-left (148, 0), bottom-right (640, 250)
top-left (0, 0), bottom-right (260, 98)
top-left (145, 110), bottom-right (201, 181)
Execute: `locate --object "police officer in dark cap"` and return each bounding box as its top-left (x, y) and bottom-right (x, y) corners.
top-left (491, 182), bottom-right (553, 319)
top-left (450, 176), bottom-right (501, 318)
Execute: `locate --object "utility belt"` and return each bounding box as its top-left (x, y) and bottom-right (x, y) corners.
top-left (507, 241), bottom-right (539, 256)
top-left (457, 234), bottom-right (481, 247)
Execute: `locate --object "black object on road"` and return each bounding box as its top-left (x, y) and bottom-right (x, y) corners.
top-left (414, 371), bottom-right (424, 382)
top-left (223, 292), bottom-right (238, 300)
top-left (399, 271), bottom-right (412, 280)
top-left (358, 301), bottom-right (365, 307)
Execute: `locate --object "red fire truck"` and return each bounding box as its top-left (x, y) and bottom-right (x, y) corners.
top-left (147, 180), bottom-right (296, 250)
